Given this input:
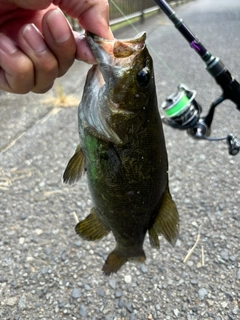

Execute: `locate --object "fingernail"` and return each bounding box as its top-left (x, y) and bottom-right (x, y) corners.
top-left (22, 24), bottom-right (47, 53)
top-left (0, 33), bottom-right (17, 54)
top-left (47, 9), bottom-right (71, 43)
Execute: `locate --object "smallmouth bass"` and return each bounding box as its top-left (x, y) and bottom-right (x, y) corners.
top-left (64, 32), bottom-right (179, 275)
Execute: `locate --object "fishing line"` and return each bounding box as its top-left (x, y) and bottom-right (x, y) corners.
top-left (109, 0), bottom-right (181, 83)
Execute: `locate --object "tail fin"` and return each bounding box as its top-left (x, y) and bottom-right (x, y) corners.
top-left (102, 249), bottom-right (146, 276)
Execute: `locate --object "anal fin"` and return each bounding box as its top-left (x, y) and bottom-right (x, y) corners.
top-left (149, 187), bottom-right (179, 247)
top-left (63, 144), bottom-right (85, 185)
top-left (75, 208), bottom-right (110, 241)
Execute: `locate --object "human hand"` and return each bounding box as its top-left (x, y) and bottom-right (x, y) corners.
top-left (0, 0), bottom-right (113, 94)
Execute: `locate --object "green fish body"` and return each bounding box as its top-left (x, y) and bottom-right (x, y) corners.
top-left (64, 32), bottom-right (179, 275)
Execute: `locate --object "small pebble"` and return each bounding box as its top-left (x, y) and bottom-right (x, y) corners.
top-left (19, 237), bottom-right (25, 245)
top-left (59, 301), bottom-right (65, 308)
top-left (115, 290), bottom-right (122, 298)
top-left (84, 284), bottom-right (91, 291)
top-left (237, 269), bottom-right (240, 280)
top-left (18, 294), bottom-right (26, 310)
top-left (187, 260), bottom-right (194, 267)
top-left (207, 299), bottom-right (214, 307)
top-left (126, 302), bottom-right (133, 313)
top-left (6, 297), bottom-right (18, 307)
top-left (97, 288), bottom-right (104, 297)
top-left (109, 279), bottom-right (116, 289)
top-left (118, 299), bottom-right (124, 308)
top-left (225, 292), bottom-right (234, 301)
top-left (125, 275), bottom-right (132, 283)
top-left (173, 309), bottom-right (179, 317)
top-left (41, 266), bottom-right (49, 275)
top-left (35, 228), bottom-right (43, 235)
top-left (79, 304), bottom-right (87, 317)
top-left (198, 288), bottom-right (208, 300)
top-left (220, 249), bottom-right (229, 261)
top-left (140, 264), bottom-right (148, 273)
top-left (72, 288), bottom-right (81, 299)
top-left (182, 303), bottom-right (188, 312)
top-left (52, 229), bottom-right (59, 235)
top-left (232, 307), bottom-right (238, 315)
top-left (74, 240), bottom-right (82, 247)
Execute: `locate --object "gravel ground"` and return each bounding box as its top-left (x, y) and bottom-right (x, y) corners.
top-left (0, 0), bottom-right (240, 319)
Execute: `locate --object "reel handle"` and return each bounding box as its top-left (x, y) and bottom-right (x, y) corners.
top-left (227, 134), bottom-right (240, 156)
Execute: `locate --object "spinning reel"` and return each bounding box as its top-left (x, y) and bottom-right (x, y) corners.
top-left (155, 0), bottom-right (240, 156)
top-left (162, 84), bottom-right (240, 156)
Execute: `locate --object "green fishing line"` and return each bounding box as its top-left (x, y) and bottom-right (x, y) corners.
top-left (164, 93), bottom-right (190, 117)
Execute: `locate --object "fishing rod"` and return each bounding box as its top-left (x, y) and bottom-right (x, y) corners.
top-left (154, 0), bottom-right (240, 155)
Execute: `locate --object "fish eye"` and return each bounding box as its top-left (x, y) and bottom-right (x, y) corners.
top-left (137, 67), bottom-right (150, 86)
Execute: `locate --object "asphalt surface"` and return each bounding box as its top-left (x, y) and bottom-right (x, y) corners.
top-left (0, 0), bottom-right (240, 319)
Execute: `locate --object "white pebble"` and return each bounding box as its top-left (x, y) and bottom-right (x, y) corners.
top-left (19, 237), bottom-right (25, 245)
top-left (124, 275), bottom-right (132, 283)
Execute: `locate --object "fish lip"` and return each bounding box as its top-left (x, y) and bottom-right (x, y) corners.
top-left (86, 31), bottom-right (146, 44)
top-left (86, 31), bottom-right (147, 63)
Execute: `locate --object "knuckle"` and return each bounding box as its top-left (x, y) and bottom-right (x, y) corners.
top-left (10, 59), bottom-right (34, 93)
top-left (15, 59), bottom-right (33, 80)
top-left (40, 59), bottom-right (58, 78)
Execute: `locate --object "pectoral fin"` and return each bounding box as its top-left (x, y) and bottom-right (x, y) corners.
top-left (63, 144), bottom-right (85, 184)
top-left (149, 187), bottom-right (179, 247)
top-left (75, 208), bottom-right (110, 241)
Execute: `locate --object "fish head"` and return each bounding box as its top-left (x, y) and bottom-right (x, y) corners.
top-left (86, 32), bottom-right (154, 113)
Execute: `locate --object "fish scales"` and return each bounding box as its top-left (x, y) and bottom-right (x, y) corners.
top-left (63, 31), bottom-right (179, 275)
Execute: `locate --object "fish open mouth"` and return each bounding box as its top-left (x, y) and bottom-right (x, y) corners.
top-left (86, 31), bottom-right (146, 64)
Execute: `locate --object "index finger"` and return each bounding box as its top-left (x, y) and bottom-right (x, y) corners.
top-left (58, 0), bottom-right (114, 40)
top-left (78, 0), bottom-right (114, 39)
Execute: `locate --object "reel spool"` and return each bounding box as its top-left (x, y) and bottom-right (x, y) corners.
top-left (161, 84), bottom-right (202, 130)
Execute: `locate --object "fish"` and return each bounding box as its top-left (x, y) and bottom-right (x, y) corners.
top-left (63, 32), bottom-right (179, 276)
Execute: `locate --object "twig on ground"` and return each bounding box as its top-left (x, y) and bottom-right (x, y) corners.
top-left (183, 223), bottom-right (203, 263)
top-left (72, 211), bottom-right (79, 224)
